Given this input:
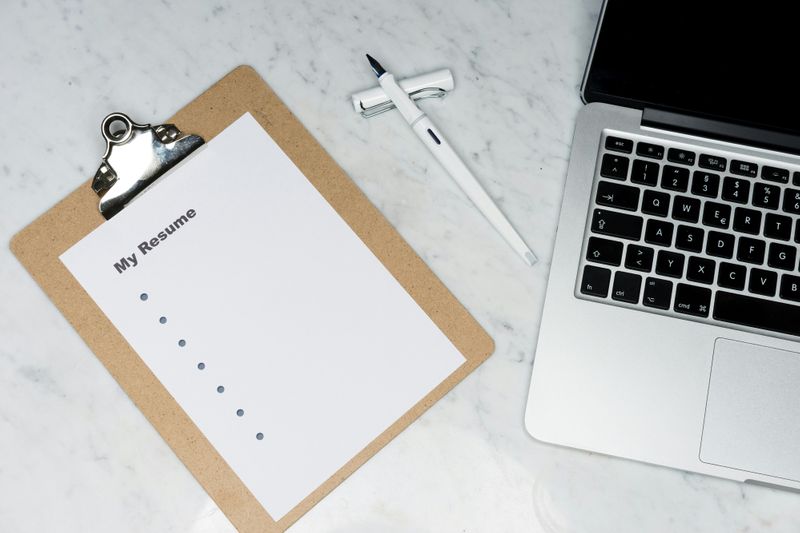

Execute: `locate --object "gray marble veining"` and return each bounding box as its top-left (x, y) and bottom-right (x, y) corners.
top-left (1, 0), bottom-right (799, 531)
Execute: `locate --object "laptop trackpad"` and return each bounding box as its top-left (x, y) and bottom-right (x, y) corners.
top-left (700, 338), bottom-right (800, 482)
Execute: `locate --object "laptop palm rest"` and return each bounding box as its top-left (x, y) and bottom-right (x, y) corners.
top-left (700, 338), bottom-right (800, 482)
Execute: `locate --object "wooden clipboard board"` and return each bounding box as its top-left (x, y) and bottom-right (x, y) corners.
top-left (10, 65), bottom-right (494, 532)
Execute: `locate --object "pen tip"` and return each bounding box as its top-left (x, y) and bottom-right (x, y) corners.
top-left (365, 53), bottom-right (386, 78)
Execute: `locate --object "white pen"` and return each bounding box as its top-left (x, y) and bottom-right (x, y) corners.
top-left (366, 54), bottom-right (536, 266)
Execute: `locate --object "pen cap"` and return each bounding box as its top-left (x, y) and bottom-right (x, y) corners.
top-left (351, 68), bottom-right (454, 117)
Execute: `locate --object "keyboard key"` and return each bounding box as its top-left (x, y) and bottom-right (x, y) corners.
top-left (762, 165), bottom-right (789, 183)
top-left (591, 209), bottom-right (643, 240)
top-left (586, 236), bottom-right (623, 266)
top-left (796, 219), bottom-right (800, 244)
top-left (645, 219), bottom-right (674, 246)
top-left (656, 250), bottom-right (685, 278)
top-left (732, 207), bottom-right (761, 235)
top-left (596, 180), bottom-right (640, 211)
top-left (737, 237), bottom-right (766, 264)
top-left (752, 183), bottom-right (780, 209)
top-left (631, 159), bottom-right (660, 186)
top-left (706, 231), bottom-right (735, 258)
top-left (643, 277), bottom-right (673, 309)
top-left (699, 154), bottom-right (727, 172)
top-left (675, 225), bottom-right (704, 253)
top-left (672, 196), bottom-right (701, 223)
top-left (749, 268), bottom-right (778, 296)
top-left (637, 142), bottom-right (664, 159)
top-left (667, 148), bottom-right (696, 166)
top-left (674, 283), bottom-right (711, 317)
top-left (718, 262), bottom-right (746, 290)
top-left (605, 136), bottom-right (633, 153)
top-left (642, 190), bottom-right (670, 217)
top-left (780, 274), bottom-right (800, 302)
top-left (721, 177), bottom-right (750, 204)
top-left (580, 265), bottom-right (611, 297)
top-left (611, 271), bottom-right (642, 303)
top-left (625, 244), bottom-right (654, 272)
top-left (600, 154), bottom-right (629, 180)
top-left (731, 159), bottom-right (758, 177)
top-left (768, 242), bottom-right (796, 270)
top-left (714, 291), bottom-right (800, 336)
top-left (782, 188), bottom-right (800, 214)
top-left (764, 213), bottom-right (792, 241)
top-left (794, 172), bottom-right (800, 187)
top-left (661, 165), bottom-right (689, 192)
top-left (686, 256), bottom-right (716, 284)
top-left (691, 171), bottom-right (720, 198)
top-left (702, 201), bottom-right (731, 229)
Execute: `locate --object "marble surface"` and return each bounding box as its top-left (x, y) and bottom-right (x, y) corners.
top-left (1, 0), bottom-right (799, 531)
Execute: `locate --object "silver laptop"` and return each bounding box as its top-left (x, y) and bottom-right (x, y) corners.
top-left (526, 1), bottom-right (800, 490)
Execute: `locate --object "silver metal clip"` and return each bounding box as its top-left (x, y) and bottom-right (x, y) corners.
top-left (91, 112), bottom-right (204, 219)
top-left (351, 68), bottom-right (454, 119)
top-left (359, 87), bottom-right (449, 118)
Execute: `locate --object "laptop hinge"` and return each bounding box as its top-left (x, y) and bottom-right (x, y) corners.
top-left (641, 108), bottom-right (800, 157)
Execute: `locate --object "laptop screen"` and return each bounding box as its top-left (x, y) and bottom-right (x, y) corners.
top-left (583, 1), bottom-right (799, 136)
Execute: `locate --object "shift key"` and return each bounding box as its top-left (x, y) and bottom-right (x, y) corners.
top-left (591, 209), bottom-right (643, 240)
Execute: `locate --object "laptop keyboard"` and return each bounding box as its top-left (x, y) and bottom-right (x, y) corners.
top-left (577, 131), bottom-right (800, 338)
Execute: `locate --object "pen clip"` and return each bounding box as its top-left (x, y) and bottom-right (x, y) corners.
top-left (359, 86), bottom-right (448, 118)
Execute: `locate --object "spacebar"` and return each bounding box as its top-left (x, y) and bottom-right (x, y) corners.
top-left (714, 291), bottom-right (800, 337)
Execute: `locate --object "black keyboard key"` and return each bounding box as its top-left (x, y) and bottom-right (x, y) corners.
top-left (661, 165), bottom-right (690, 192)
top-left (674, 283), bottom-right (711, 317)
top-left (667, 148), bottom-right (696, 166)
top-left (752, 183), bottom-right (780, 209)
top-left (611, 271), bottom-right (642, 303)
top-left (768, 242), bottom-right (796, 271)
top-left (656, 250), bottom-right (685, 278)
top-left (764, 213), bottom-right (792, 241)
top-left (691, 171), bottom-right (720, 198)
top-left (702, 202), bottom-right (731, 229)
top-left (780, 274), bottom-right (800, 302)
top-left (672, 195), bottom-right (701, 223)
top-left (675, 225), bottom-right (704, 253)
top-left (699, 154), bottom-right (727, 172)
top-left (686, 256), bottom-right (716, 284)
top-left (605, 136), bottom-right (633, 153)
top-left (737, 237), bottom-right (766, 264)
top-left (645, 219), bottom-right (674, 246)
top-left (600, 154), bottom-right (629, 180)
top-left (591, 209), bottom-right (643, 240)
top-left (631, 159), bottom-right (660, 186)
top-left (762, 165), bottom-right (789, 183)
top-left (625, 244), bottom-right (654, 272)
top-left (643, 277), bottom-right (673, 309)
top-left (721, 177), bottom-right (750, 204)
top-left (706, 231), bottom-right (735, 258)
top-left (731, 159), bottom-right (758, 177)
top-left (718, 262), bottom-right (746, 290)
top-left (782, 188), bottom-right (800, 214)
top-left (580, 265), bottom-right (611, 297)
top-left (796, 219), bottom-right (800, 244)
top-left (637, 142), bottom-right (664, 159)
top-left (586, 236), bottom-right (624, 266)
top-left (732, 207), bottom-right (762, 235)
top-left (596, 181), bottom-right (640, 211)
top-left (642, 190), bottom-right (670, 217)
top-left (794, 172), bottom-right (800, 187)
top-left (749, 268), bottom-right (777, 296)
top-left (715, 291), bottom-right (800, 335)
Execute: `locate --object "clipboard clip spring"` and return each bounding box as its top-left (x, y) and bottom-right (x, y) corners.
top-left (91, 112), bottom-right (204, 219)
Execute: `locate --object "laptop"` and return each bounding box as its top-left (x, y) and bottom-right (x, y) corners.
top-left (526, 1), bottom-right (800, 490)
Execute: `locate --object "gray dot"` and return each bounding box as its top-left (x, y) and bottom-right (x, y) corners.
top-left (236, 409), bottom-right (244, 417)
top-left (256, 432), bottom-right (264, 440)
top-left (159, 316), bottom-right (167, 324)
top-left (140, 293), bottom-right (148, 301)
top-left (178, 339), bottom-right (186, 347)
top-left (197, 362), bottom-right (205, 370)
top-left (217, 385), bottom-right (225, 393)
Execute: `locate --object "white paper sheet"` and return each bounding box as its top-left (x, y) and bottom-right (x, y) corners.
top-left (61, 113), bottom-right (466, 519)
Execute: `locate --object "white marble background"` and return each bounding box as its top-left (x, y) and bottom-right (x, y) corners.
top-left (1, 0), bottom-right (798, 531)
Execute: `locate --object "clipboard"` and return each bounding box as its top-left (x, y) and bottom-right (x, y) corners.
top-left (10, 65), bottom-right (494, 532)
